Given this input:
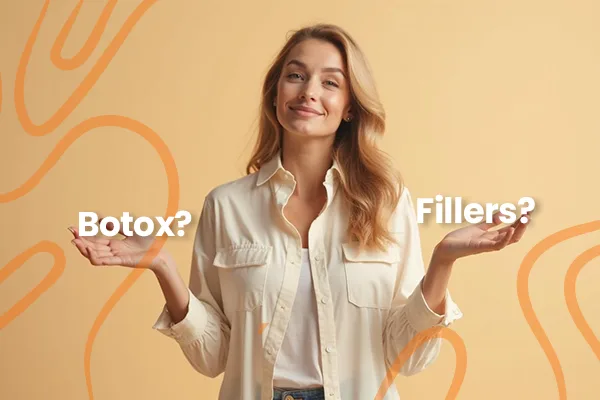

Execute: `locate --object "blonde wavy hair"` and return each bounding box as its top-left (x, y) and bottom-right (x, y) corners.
top-left (246, 23), bottom-right (404, 252)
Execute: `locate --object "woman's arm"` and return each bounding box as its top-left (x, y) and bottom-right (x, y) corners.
top-left (421, 250), bottom-right (455, 315)
top-left (151, 195), bottom-right (231, 379)
top-left (384, 186), bottom-right (532, 376)
top-left (382, 187), bottom-right (463, 376)
top-left (152, 252), bottom-right (192, 324)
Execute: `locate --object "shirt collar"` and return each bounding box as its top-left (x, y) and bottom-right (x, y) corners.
top-left (256, 150), bottom-right (343, 186)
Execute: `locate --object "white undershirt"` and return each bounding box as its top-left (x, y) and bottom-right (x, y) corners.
top-left (273, 248), bottom-right (323, 389)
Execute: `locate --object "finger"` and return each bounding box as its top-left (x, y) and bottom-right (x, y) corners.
top-left (510, 215), bottom-right (531, 244)
top-left (87, 248), bottom-right (123, 266)
top-left (74, 236), bottom-right (111, 252)
top-left (496, 213), bottom-right (532, 232)
top-left (68, 226), bottom-right (80, 239)
top-left (496, 225), bottom-right (513, 234)
top-left (481, 229), bottom-right (504, 241)
top-left (477, 211), bottom-right (505, 230)
top-left (83, 238), bottom-right (112, 251)
top-left (69, 225), bottom-right (113, 245)
top-left (90, 248), bottom-right (114, 257)
top-left (81, 235), bottom-right (110, 246)
top-left (494, 227), bottom-right (514, 250)
top-left (87, 247), bottom-right (110, 266)
top-left (72, 238), bottom-right (90, 259)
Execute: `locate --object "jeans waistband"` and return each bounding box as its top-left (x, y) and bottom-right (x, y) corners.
top-left (272, 386), bottom-right (325, 400)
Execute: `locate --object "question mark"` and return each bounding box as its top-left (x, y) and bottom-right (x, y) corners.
top-left (174, 210), bottom-right (192, 236)
top-left (518, 197), bottom-right (535, 223)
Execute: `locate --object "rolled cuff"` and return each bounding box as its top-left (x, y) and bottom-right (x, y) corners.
top-left (405, 278), bottom-right (463, 332)
top-left (152, 287), bottom-right (208, 346)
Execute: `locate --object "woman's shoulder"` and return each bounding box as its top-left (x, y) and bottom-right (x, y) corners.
top-left (204, 171), bottom-right (261, 204)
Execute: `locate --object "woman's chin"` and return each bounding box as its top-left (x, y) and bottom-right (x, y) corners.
top-left (283, 121), bottom-right (329, 137)
top-left (287, 129), bottom-right (326, 138)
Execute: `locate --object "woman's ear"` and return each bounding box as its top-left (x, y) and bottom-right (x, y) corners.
top-left (344, 107), bottom-right (353, 122)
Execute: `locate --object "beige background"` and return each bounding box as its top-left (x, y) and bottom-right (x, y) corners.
top-left (1, 0), bottom-right (599, 399)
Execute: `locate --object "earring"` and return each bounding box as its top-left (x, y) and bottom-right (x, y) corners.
top-left (344, 116), bottom-right (352, 122)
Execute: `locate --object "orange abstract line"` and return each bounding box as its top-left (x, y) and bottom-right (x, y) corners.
top-left (50, 0), bottom-right (118, 70)
top-left (517, 220), bottom-right (600, 400)
top-left (374, 327), bottom-right (466, 400)
top-left (0, 115), bottom-right (176, 204)
top-left (564, 244), bottom-right (600, 361)
top-left (76, 116), bottom-right (179, 400)
top-left (0, 241), bottom-right (66, 329)
top-left (0, 114), bottom-right (179, 399)
top-left (15, 0), bottom-right (158, 137)
top-left (6, 1), bottom-right (170, 399)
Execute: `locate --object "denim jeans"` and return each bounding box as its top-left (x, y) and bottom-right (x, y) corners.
top-left (272, 386), bottom-right (325, 400)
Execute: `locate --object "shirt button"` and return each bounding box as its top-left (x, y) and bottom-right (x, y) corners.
top-left (267, 348), bottom-right (272, 355)
top-left (314, 255), bottom-right (321, 261)
top-left (280, 305), bottom-right (286, 310)
top-left (326, 346), bottom-right (333, 353)
top-left (321, 298), bottom-right (328, 304)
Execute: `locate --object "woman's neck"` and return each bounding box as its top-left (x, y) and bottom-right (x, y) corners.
top-left (281, 137), bottom-right (334, 200)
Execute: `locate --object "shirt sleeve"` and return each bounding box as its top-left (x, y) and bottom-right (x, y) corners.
top-left (382, 186), bottom-right (463, 376)
top-left (152, 194), bottom-right (231, 378)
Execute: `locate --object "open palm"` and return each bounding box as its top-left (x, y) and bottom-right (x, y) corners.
top-left (434, 211), bottom-right (532, 262)
top-left (68, 219), bottom-right (164, 270)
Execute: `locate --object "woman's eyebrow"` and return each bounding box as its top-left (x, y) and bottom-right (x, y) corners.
top-left (285, 59), bottom-right (346, 77)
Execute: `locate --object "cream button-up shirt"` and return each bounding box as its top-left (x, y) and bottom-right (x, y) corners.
top-left (152, 152), bottom-right (463, 400)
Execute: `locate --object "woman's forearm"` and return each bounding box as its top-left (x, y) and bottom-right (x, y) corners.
top-left (152, 253), bottom-right (191, 325)
top-left (421, 248), bottom-right (455, 315)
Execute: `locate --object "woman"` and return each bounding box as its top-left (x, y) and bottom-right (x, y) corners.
top-left (69, 24), bottom-right (531, 400)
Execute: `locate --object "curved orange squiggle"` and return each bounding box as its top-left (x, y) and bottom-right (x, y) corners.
top-left (0, 115), bottom-right (179, 398)
top-left (9, 1), bottom-right (172, 399)
top-left (50, 0), bottom-right (118, 70)
top-left (15, 0), bottom-right (158, 136)
top-left (75, 116), bottom-right (179, 400)
top-left (0, 115), bottom-right (176, 203)
top-left (374, 327), bottom-right (467, 400)
top-left (517, 220), bottom-right (600, 399)
top-left (0, 241), bottom-right (66, 329)
top-left (564, 244), bottom-right (600, 361)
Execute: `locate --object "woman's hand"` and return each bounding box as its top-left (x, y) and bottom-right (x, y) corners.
top-left (68, 218), bottom-right (170, 272)
top-left (432, 211), bottom-right (533, 263)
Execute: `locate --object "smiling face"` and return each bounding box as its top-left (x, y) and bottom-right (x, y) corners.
top-left (274, 38), bottom-right (352, 139)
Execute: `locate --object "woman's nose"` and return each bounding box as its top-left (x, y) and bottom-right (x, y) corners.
top-left (299, 77), bottom-right (320, 101)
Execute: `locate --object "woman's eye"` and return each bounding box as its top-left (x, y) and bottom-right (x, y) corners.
top-left (325, 80), bottom-right (339, 87)
top-left (288, 73), bottom-right (303, 79)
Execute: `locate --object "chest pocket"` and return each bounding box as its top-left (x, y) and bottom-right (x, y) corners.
top-left (342, 243), bottom-right (400, 309)
top-left (213, 245), bottom-right (271, 312)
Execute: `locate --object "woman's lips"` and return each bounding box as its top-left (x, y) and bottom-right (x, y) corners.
top-left (289, 105), bottom-right (323, 117)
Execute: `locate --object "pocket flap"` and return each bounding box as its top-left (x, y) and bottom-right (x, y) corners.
top-left (213, 245), bottom-right (272, 268)
top-left (342, 243), bottom-right (400, 264)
